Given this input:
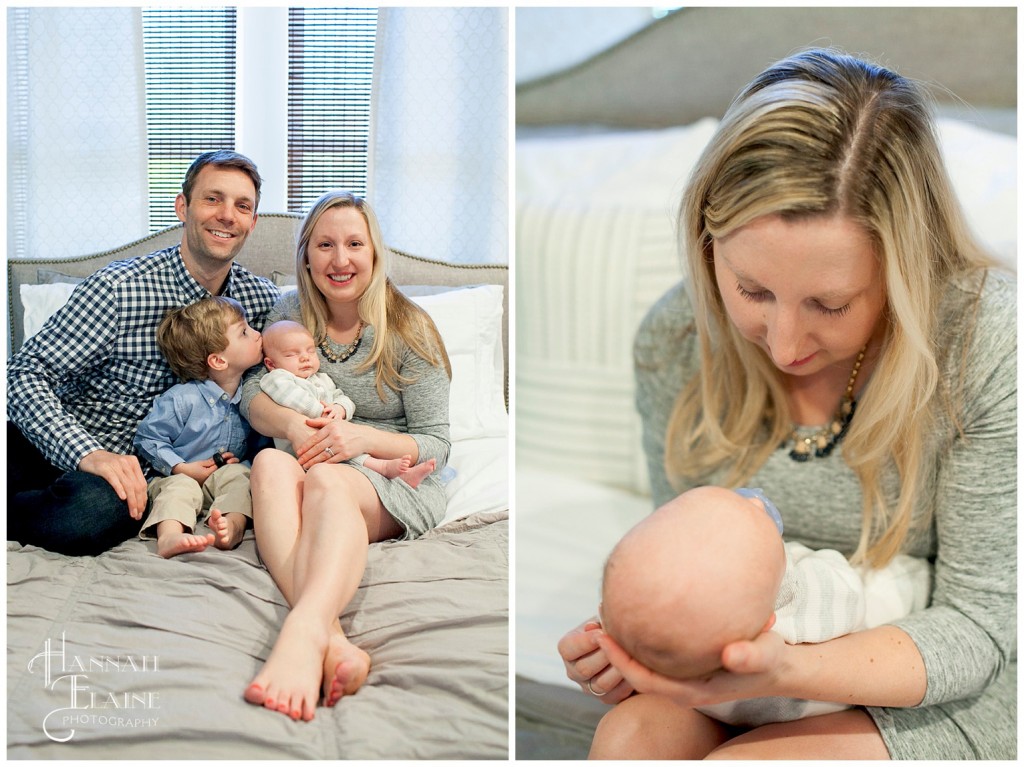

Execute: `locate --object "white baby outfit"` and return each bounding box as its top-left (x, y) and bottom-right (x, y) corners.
top-left (259, 369), bottom-right (370, 467)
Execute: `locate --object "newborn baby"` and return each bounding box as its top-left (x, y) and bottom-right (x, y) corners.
top-left (260, 320), bottom-right (435, 488)
top-left (600, 485), bottom-right (931, 726)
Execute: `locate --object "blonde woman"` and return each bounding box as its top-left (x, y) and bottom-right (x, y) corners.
top-left (558, 49), bottom-right (1015, 759)
top-left (239, 191), bottom-right (451, 722)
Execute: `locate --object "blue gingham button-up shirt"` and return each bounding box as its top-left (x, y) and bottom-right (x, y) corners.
top-left (7, 245), bottom-right (279, 475)
top-left (133, 379), bottom-right (250, 476)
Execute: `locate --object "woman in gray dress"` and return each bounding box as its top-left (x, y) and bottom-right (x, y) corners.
top-left (558, 49), bottom-right (1015, 759)
top-left (239, 191), bottom-right (451, 722)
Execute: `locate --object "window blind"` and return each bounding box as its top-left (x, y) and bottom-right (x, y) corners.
top-left (142, 7), bottom-right (237, 230)
top-left (287, 8), bottom-right (378, 213)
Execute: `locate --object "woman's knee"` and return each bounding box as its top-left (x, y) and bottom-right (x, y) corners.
top-left (590, 700), bottom-right (649, 759)
top-left (305, 462), bottom-right (359, 491)
top-left (250, 449), bottom-right (302, 488)
top-left (591, 696), bottom-right (731, 760)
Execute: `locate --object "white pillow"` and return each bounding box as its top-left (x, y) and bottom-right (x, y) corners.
top-left (937, 117), bottom-right (1017, 270)
top-left (20, 282), bottom-right (79, 341)
top-left (409, 284), bottom-right (507, 441)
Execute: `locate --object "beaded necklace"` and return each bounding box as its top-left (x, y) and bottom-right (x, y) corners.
top-left (783, 344), bottom-right (866, 462)
top-left (319, 321), bottom-right (365, 363)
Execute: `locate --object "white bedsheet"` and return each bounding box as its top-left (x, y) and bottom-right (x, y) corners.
top-left (515, 464), bottom-right (651, 688)
top-left (443, 435), bottom-right (509, 526)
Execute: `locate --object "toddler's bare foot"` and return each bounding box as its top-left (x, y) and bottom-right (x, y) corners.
top-left (361, 454), bottom-right (412, 479)
top-left (322, 625), bottom-right (371, 706)
top-left (208, 508), bottom-right (247, 550)
top-left (399, 458), bottom-right (436, 489)
top-left (244, 609), bottom-right (328, 722)
top-left (157, 531), bottom-right (215, 559)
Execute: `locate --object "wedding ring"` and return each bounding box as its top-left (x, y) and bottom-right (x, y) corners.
top-left (586, 679), bottom-right (608, 697)
top-left (324, 447), bottom-right (335, 458)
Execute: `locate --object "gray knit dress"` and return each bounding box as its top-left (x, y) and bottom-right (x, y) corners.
top-left (634, 269), bottom-right (1016, 759)
top-left (240, 291), bottom-right (451, 539)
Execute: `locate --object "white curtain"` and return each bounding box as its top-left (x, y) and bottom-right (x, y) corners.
top-left (369, 8), bottom-right (508, 265)
top-left (7, 7), bottom-right (149, 261)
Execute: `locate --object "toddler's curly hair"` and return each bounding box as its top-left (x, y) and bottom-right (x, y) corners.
top-left (157, 296), bottom-right (246, 381)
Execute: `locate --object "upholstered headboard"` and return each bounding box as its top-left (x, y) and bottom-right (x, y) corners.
top-left (7, 213), bottom-right (509, 397)
top-left (517, 6), bottom-right (1016, 133)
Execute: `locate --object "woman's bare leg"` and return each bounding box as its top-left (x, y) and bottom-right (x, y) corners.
top-left (589, 694), bottom-right (732, 759)
top-left (705, 708), bottom-right (890, 760)
top-left (245, 453), bottom-right (402, 721)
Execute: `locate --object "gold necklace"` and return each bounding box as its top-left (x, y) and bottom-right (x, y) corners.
top-left (785, 344), bottom-right (867, 462)
top-left (319, 321), bottom-right (365, 363)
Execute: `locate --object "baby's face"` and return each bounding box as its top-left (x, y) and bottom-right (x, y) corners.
top-left (265, 327), bottom-right (320, 379)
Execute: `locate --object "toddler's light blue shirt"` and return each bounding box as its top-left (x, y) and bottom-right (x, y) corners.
top-left (133, 379), bottom-right (249, 476)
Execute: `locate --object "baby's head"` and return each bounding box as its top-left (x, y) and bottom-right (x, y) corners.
top-left (262, 320), bottom-right (320, 379)
top-left (157, 296), bottom-right (258, 382)
top-left (600, 486), bottom-right (786, 679)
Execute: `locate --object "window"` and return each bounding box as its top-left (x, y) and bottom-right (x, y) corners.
top-left (141, 7), bottom-right (378, 226)
top-left (142, 7), bottom-right (237, 229)
top-left (8, 8), bottom-right (505, 264)
top-left (287, 8), bottom-right (378, 212)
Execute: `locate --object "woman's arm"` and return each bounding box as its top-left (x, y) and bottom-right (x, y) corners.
top-left (886, 274), bottom-right (1017, 705)
top-left (311, 339), bottom-right (451, 468)
top-left (599, 622), bottom-right (926, 710)
top-left (246, 390), bottom-right (317, 448)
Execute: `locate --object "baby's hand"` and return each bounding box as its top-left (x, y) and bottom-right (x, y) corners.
top-left (321, 402), bottom-right (346, 420)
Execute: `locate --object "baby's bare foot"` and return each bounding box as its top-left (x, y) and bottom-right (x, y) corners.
top-left (399, 458), bottom-right (436, 489)
top-left (322, 627), bottom-right (371, 706)
top-left (362, 454), bottom-right (412, 479)
top-left (245, 610), bottom-right (328, 722)
top-left (208, 509), bottom-right (246, 550)
top-left (157, 531), bottom-right (214, 559)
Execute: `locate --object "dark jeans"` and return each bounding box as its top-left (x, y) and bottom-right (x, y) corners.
top-left (7, 422), bottom-right (143, 556)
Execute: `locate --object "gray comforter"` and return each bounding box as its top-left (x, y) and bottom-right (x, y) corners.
top-left (7, 511), bottom-right (508, 759)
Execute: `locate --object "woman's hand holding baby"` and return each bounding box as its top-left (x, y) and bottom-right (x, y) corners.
top-left (296, 416), bottom-right (368, 469)
top-left (557, 620), bottom-right (635, 704)
top-left (595, 628), bottom-right (789, 708)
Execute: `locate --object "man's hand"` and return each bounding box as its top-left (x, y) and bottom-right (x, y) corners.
top-left (78, 450), bottom-right (149, 520)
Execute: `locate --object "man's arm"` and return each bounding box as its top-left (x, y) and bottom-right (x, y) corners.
top-left (8, 275), bottom-right (120, 470)
top-left (8, 275), bottom-right (150, 517)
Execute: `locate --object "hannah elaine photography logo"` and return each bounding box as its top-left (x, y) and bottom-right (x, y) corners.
top-left (27, 632), bottom-right (162, 743)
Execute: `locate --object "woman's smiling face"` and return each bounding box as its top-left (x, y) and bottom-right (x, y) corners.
top-left (305, 205), bottom-right (375, 306)
top-left (712, 213), bottom-right (886, 377)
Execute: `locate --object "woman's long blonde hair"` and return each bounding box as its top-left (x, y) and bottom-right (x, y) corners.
top-left (669, 49), bottom-right (996, 566)
top-left (294, 191), bottom-right (451, 399)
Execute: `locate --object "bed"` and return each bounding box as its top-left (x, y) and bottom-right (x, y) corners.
top-left (514, 6), bottom-right (1017, 759)
top-left (6, 213), bottom-right (510, 758)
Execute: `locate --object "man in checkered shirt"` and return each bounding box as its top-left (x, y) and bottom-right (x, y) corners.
top-left (8, 150), bottom-right (280, 556)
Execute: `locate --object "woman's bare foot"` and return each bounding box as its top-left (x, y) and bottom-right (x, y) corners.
top-left (155, 520), bottom-right (214, 558)
top-left (322, 624), bottom-right (371, 706)
top-left (399, 458), bottom-right (436, 489)
top-left (244, 609), bottom-right (329, 722)
top-left (361, 454), bottom-right (412, 479)
top-left (208, 508), bottom-right (247, 550)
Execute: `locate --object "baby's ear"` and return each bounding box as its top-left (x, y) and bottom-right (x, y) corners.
top-left (264, 356), bottom-right (276, 370)
top-left (760, 613), bottom-right (777, 634)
